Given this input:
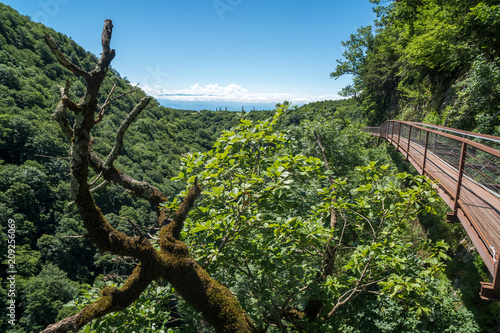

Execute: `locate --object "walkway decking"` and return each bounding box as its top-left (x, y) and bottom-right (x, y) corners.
top-left (367, 121), bottom-right (500, 301)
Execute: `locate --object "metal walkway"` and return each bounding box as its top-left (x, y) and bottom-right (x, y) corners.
top-left (366, 121), bottom-right (500, 301)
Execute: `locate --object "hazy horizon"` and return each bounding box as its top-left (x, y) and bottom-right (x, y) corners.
top-left (158, 100), bottom-right (291, 112)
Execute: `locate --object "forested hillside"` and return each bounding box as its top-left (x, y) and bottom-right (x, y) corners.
top-left (1, 1), bottom-right (499, 332)
top-left (0, 3), bottom-right (269, 331)
top-left (332, 0), bottom-right (500, 135)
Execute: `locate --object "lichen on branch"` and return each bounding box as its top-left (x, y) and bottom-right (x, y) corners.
top-left (42, 19), bottom-right (257, 333)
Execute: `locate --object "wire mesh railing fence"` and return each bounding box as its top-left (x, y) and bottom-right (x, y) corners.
top-left (367, 120), bottom-right (500, 300)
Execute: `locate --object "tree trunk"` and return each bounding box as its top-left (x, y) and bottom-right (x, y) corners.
top-left (42, 20), bottom-right (257, 333)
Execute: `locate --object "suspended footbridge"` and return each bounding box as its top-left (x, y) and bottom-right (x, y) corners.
top-left (366, 121), bottom-right (500, 301)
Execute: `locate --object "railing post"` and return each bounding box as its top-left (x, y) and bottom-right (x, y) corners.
top-left (481, 253), bottom-right (500, 301)
top-left (494, 255), bottom-right (500, 290)
top-left (433, 132), bottom-right (438, 154)
top-left (447, 141), bottom-right (467, 223)
top-left (396, 122), bottom-right (402, 151)
top-left (422, 131), bottom-right (430, 176)
top-left (405, 125), bottom-right (412, 161)
top-left (390, 121), bottom-right (395, 144)
top-left (454, 142), bottom-right (467, 210)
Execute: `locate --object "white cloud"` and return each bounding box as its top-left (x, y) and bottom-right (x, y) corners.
top-left (142, 83), bottom-right (343, 104)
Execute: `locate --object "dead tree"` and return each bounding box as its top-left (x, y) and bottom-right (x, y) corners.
top-left (42, 20), bottom-right (257, 333)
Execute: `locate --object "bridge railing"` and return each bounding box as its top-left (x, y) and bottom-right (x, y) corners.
top-left (368, 120), bottom-right (500, 301)
top-left (363, 126), bottom-right (380, 136)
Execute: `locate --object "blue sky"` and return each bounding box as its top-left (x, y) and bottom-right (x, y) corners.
top-left (3, 0), bottom-right (377, 107)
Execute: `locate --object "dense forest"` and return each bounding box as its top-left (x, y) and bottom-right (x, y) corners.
top-left (0, 0), bottom-right (500, 332)
top-left (332, 0), bottom-right (500, 136)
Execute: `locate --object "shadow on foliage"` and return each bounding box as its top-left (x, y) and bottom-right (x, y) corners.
top-left (382, 140), bottom-right (500, 333)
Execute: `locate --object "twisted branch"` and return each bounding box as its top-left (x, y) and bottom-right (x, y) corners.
top-left (42, 265), bottom-right (154, 333)
top-left (43, 36), bottom-right (91, 82)
top-left (104, 96), bottom-right (151, 169)
top-left (96, 84), bottom-right (140, 124)
top-left (51, 80), bottom-right (74, 140)
top-left (42, 19), bottom-right (257, 333)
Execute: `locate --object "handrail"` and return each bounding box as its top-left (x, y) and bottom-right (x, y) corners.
top-left (367, 120), bottom-right (500, 301)
top-left (408, 121), bottom-right (500, 145)
top-left (395, 121), bottom-right (500, 159)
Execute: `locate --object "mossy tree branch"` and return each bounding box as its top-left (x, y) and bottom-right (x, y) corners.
top-left (88, 154), bottom-right (169, 213)
top-left (42, 265), bottom-right (155, 333)
top-left (162, 177), bottom-right (202, 241)
top-left (42, 19), bottom-right (257, 333)
top-left (52, 80), bottom-right (74, 141)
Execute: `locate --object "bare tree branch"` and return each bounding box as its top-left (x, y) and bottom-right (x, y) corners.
top-left (88, 179), bottom-right (108, 193)
top-left (96, 84), bottom-right (141, 124)
top-left (327, 253), bottom-right (374, 317)
top-left (299, 131), bottom-right (340, 321)
top-left (108, 85), bottom-right (140, 104)
top-left (95, 83), bottom-right (116, 124)
top-left (67, 180), bottom-right (108, 208)
top-left (104, 96), bottom-right (152, 168)
top-left (88, 153), bottom-right (169, 211)
top-left (314, 131), bottom-right (334, 180)
top-left (43, 36), bottom-right (91, 82)
top-left (43, 19), bottom-right (257, 333)
top-left (123, 217), bottom-right (145, 238)
top-left (34, 154), bottom-right (70, 161)
top-left (314, 130), bottom-right (337, 229)
top-left (147, 232), bottom-right (160, 240)
top-left (95, 19), bottom-right (115, 70)
top-left (346, 208), bottom-right (377, 238)
top-left (51, 80), bottom-right (74, 141)
top-left (89, 171), bottom-right (103, 187)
